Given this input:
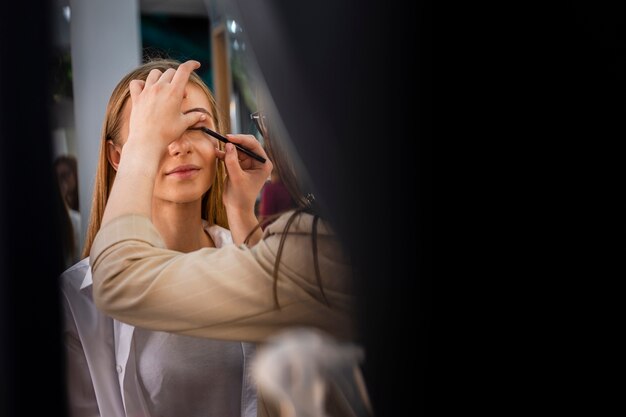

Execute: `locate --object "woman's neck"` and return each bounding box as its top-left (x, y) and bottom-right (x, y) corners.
top-left (151, 200), bottom-right (214, 253)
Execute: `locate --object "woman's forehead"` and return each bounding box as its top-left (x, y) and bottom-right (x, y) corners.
top-left (182, 84), bottom-right (212, 107)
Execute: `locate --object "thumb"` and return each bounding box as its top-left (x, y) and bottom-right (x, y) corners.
top-left (223, 143), bottom-right (242, 180)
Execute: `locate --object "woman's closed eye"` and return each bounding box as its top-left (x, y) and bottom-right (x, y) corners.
top-left (187, 127), bottom-right (218, 146)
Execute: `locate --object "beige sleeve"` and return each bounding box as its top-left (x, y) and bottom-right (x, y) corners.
top-left (90, 214), bottom-right (355, 343)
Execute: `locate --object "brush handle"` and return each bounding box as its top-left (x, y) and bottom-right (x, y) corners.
top-left (200, 127), bottom-right (266, 163)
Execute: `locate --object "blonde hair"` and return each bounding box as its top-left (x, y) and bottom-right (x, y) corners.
top-left (82, 59), bottom-right (228, 257)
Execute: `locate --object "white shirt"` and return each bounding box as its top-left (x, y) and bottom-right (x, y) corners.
top-left (61, 225), bottom-right (257, 417)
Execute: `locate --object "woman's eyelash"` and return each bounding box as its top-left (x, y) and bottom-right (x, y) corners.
top-left (188, 128), bottom-right (218, 144)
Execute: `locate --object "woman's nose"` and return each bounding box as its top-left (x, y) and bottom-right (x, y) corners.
top-left (168, 135), bottom-right (192, 157)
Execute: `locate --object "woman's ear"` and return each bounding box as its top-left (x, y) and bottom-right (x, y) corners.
top-left (106, 140), bottom-right (122, 171)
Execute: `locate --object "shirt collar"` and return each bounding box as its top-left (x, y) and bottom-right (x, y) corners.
top-left (80, 259), bottom-right (93, 290)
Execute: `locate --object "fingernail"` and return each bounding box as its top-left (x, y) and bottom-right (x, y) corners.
top-left (226, 143), bottom-right (234, 152)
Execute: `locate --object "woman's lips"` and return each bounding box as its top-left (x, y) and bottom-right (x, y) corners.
top-left (166, 165), bottom-right (200, 179)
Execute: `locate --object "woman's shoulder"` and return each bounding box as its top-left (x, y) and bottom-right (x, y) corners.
top-left (59, 258), bottom-right (98, 310)
top-left (60, 257), bottom-right (91, 288)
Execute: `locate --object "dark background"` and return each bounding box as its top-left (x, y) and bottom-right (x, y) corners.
top-left (2, 1), bottom-right (624, 415)
top-left (1, 1), bottom-right (68, 416)
top-left (140, 13), bottom-right (213, 89)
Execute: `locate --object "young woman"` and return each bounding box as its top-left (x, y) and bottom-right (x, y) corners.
top-left (61, 59), bottom-right (256, 417)
top-left (89, 60), bottom-right (368, 416)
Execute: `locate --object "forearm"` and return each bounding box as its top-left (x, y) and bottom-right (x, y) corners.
top-left (101, 142), bottom-right (161, 226)
top-left (92, 239), bottom-right (354, 342)
top-left (90, 220), bottom-right (279, 339)
top-left (90, 213), bottom-right (357, 342)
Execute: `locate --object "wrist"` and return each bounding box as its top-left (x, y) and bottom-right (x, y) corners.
top-left (119, 140), bottom-right (161, 177)
top-left (225, 208), bottom-right (261, 245)
top-left (225, 205), bottom-right (255, 222)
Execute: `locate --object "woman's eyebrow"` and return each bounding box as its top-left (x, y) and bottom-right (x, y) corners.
top-left (183, 107), bottom-right (212, 117)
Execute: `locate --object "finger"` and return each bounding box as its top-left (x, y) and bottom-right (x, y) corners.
top-left (183, 111), bottom-right (206, 128)
top-left (215, 148), bottom-right (226, 161)
top-left (225, 134), bottom-right (268, 158)
top-left (145, 69), bottom-right (163, 86)
top-left (129, 80), bottom-right (145, 100)
top-left (171, 60), bottom-right (200, 95)
top-left (158, 68), bottom-right (177, 84)
top-left (223, 143), bottom-right (242, 181)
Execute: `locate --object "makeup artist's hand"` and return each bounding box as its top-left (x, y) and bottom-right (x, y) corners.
top-left (126, 60), bottom-right (206, 152)
top-left (217, 134), bottom-right (272, 213)
top-left (217, 134), bottom-right (272, 245)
